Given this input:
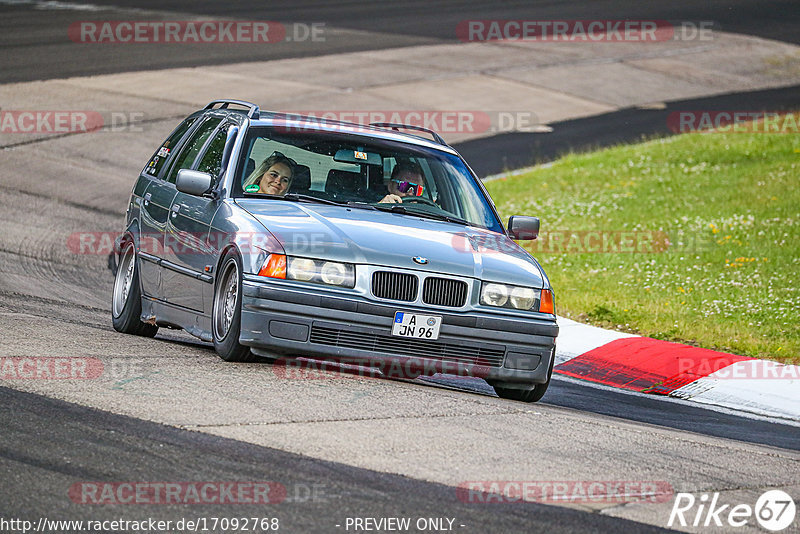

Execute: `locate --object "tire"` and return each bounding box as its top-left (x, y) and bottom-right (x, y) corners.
top-left (493, 347), bottom-right (555, 403)
top-left (212, 249), bottom-right (256, 362)
top-left (111, 241), bottom-right (158, 337)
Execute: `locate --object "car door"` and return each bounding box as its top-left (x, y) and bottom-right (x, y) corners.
top-left (160, 116), bottom-right (224, 312)
top-left (137, 115), bottom-right (199, 299)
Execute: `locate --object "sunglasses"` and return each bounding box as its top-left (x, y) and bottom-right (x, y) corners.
top-left (392, 179), bottom-right (424, 197)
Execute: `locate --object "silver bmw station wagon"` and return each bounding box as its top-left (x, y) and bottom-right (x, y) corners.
top-left (112, 100), bottom-right (558, 402)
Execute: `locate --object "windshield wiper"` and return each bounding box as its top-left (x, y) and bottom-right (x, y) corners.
top-left (284, 193), bottom-right (345, 205)
top-left (346, 201), bottom-right (378, 211)
top-left (242, 192), bottom-right (345, 206)
top-left (373, 204), bottom-right (469, 225)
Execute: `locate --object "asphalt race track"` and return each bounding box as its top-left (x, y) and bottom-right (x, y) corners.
top-left (1, 1), bottom-right (799, 532)
top-left (2, 0), bottom-right (799, 83)
top-left (1, 386), bottom-right (678, 533)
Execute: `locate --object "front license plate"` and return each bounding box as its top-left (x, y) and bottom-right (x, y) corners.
top-left (391, 312), bottom-right (442, 340)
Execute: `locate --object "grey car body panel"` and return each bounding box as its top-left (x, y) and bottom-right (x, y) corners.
top-left (122, 104), bottom-right (558, 389)
top-left (209, 200), bottom-right (284, 275)
top-left (239, 281), bottom-right (554, 386)
top-left (235, 200), bottom-right (546, 288)
top-left (138, 177), bottom-right (176, 299)
top-left (163, 191), bottom-right (219, 313)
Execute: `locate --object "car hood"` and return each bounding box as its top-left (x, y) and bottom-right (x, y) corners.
top-left (235, 200), bottom-right (546, 287)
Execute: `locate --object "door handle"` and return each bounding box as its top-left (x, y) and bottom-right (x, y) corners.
top-left (171, 204), bottom-right (181, 218)
top-left (143, 192), bottom-right (151, 206)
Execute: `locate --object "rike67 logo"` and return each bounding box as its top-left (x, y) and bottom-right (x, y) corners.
top-left (668, 490), bottom-right (796, 531)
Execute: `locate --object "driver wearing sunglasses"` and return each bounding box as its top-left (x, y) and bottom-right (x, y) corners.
top-left (378, 161), bottom-right (426, 204)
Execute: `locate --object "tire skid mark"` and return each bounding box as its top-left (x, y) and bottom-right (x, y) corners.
top-left (0, 182), bottom-right (118, 310)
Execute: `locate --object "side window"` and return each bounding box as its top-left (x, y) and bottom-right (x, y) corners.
top-left (195, 127), bottom-right (229, 184)
top-left (143, 116), bottom-right (197, 178)
top-left (166, 117), bottom-right (222, 184)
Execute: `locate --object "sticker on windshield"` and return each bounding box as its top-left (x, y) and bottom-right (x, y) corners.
top-left (157, 146), bottom-right (170, 158)
top-left (244, 184), bottom-right (260, 193)
top-left (354, 151), bottom-right (367, 160)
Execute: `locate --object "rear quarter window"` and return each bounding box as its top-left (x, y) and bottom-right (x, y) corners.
top-left (165, 117), bottom-right (222, 183)
top-left (143, 116), bottom-right (198, 178)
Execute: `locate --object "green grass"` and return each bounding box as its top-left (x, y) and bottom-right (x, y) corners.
top-left (485, 127), bottom-right (800, 364)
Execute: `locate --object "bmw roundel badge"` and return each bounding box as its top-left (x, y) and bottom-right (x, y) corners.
top-left (412, 256), bottom-right (428, 265)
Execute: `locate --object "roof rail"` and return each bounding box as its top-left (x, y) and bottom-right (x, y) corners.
top-left (369, 122), bottom-right (447, 146)
top-left (204, 99), bottom-right (260, 119)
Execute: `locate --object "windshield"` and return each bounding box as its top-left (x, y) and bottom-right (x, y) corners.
top-left (234, 127), bottom-right (503, 232)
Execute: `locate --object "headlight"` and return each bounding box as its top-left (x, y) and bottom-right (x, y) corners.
top-left (480, 282), bottom-right (553, 313)
top-left (510, 286), bottom-right (537, 309)
top-left (481, 283), bottom-right (508, 307)
top-left (320, 261), bottom-right (347, 285)
top-left (260, 254), bottom-right (355, 288)
top-left (287, 257), bottom-right (316, 281)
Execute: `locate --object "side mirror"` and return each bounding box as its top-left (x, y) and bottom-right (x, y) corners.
top-left (176, 169), bottom-right (213, 196)
top-left (508, 216), bottom-right (539, 240)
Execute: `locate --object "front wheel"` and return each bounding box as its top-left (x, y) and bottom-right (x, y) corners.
top-left (493, 348), bottom-right (555, 403)
top-left (212, 250), bottom-right (256, 362)
top-left (111, 241), bottom-right (158, 337)
top-left (493, 383), bottom-right (549, 403)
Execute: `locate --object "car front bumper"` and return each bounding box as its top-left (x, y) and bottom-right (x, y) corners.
top-left (239, 279), bottom-right (558, 387)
